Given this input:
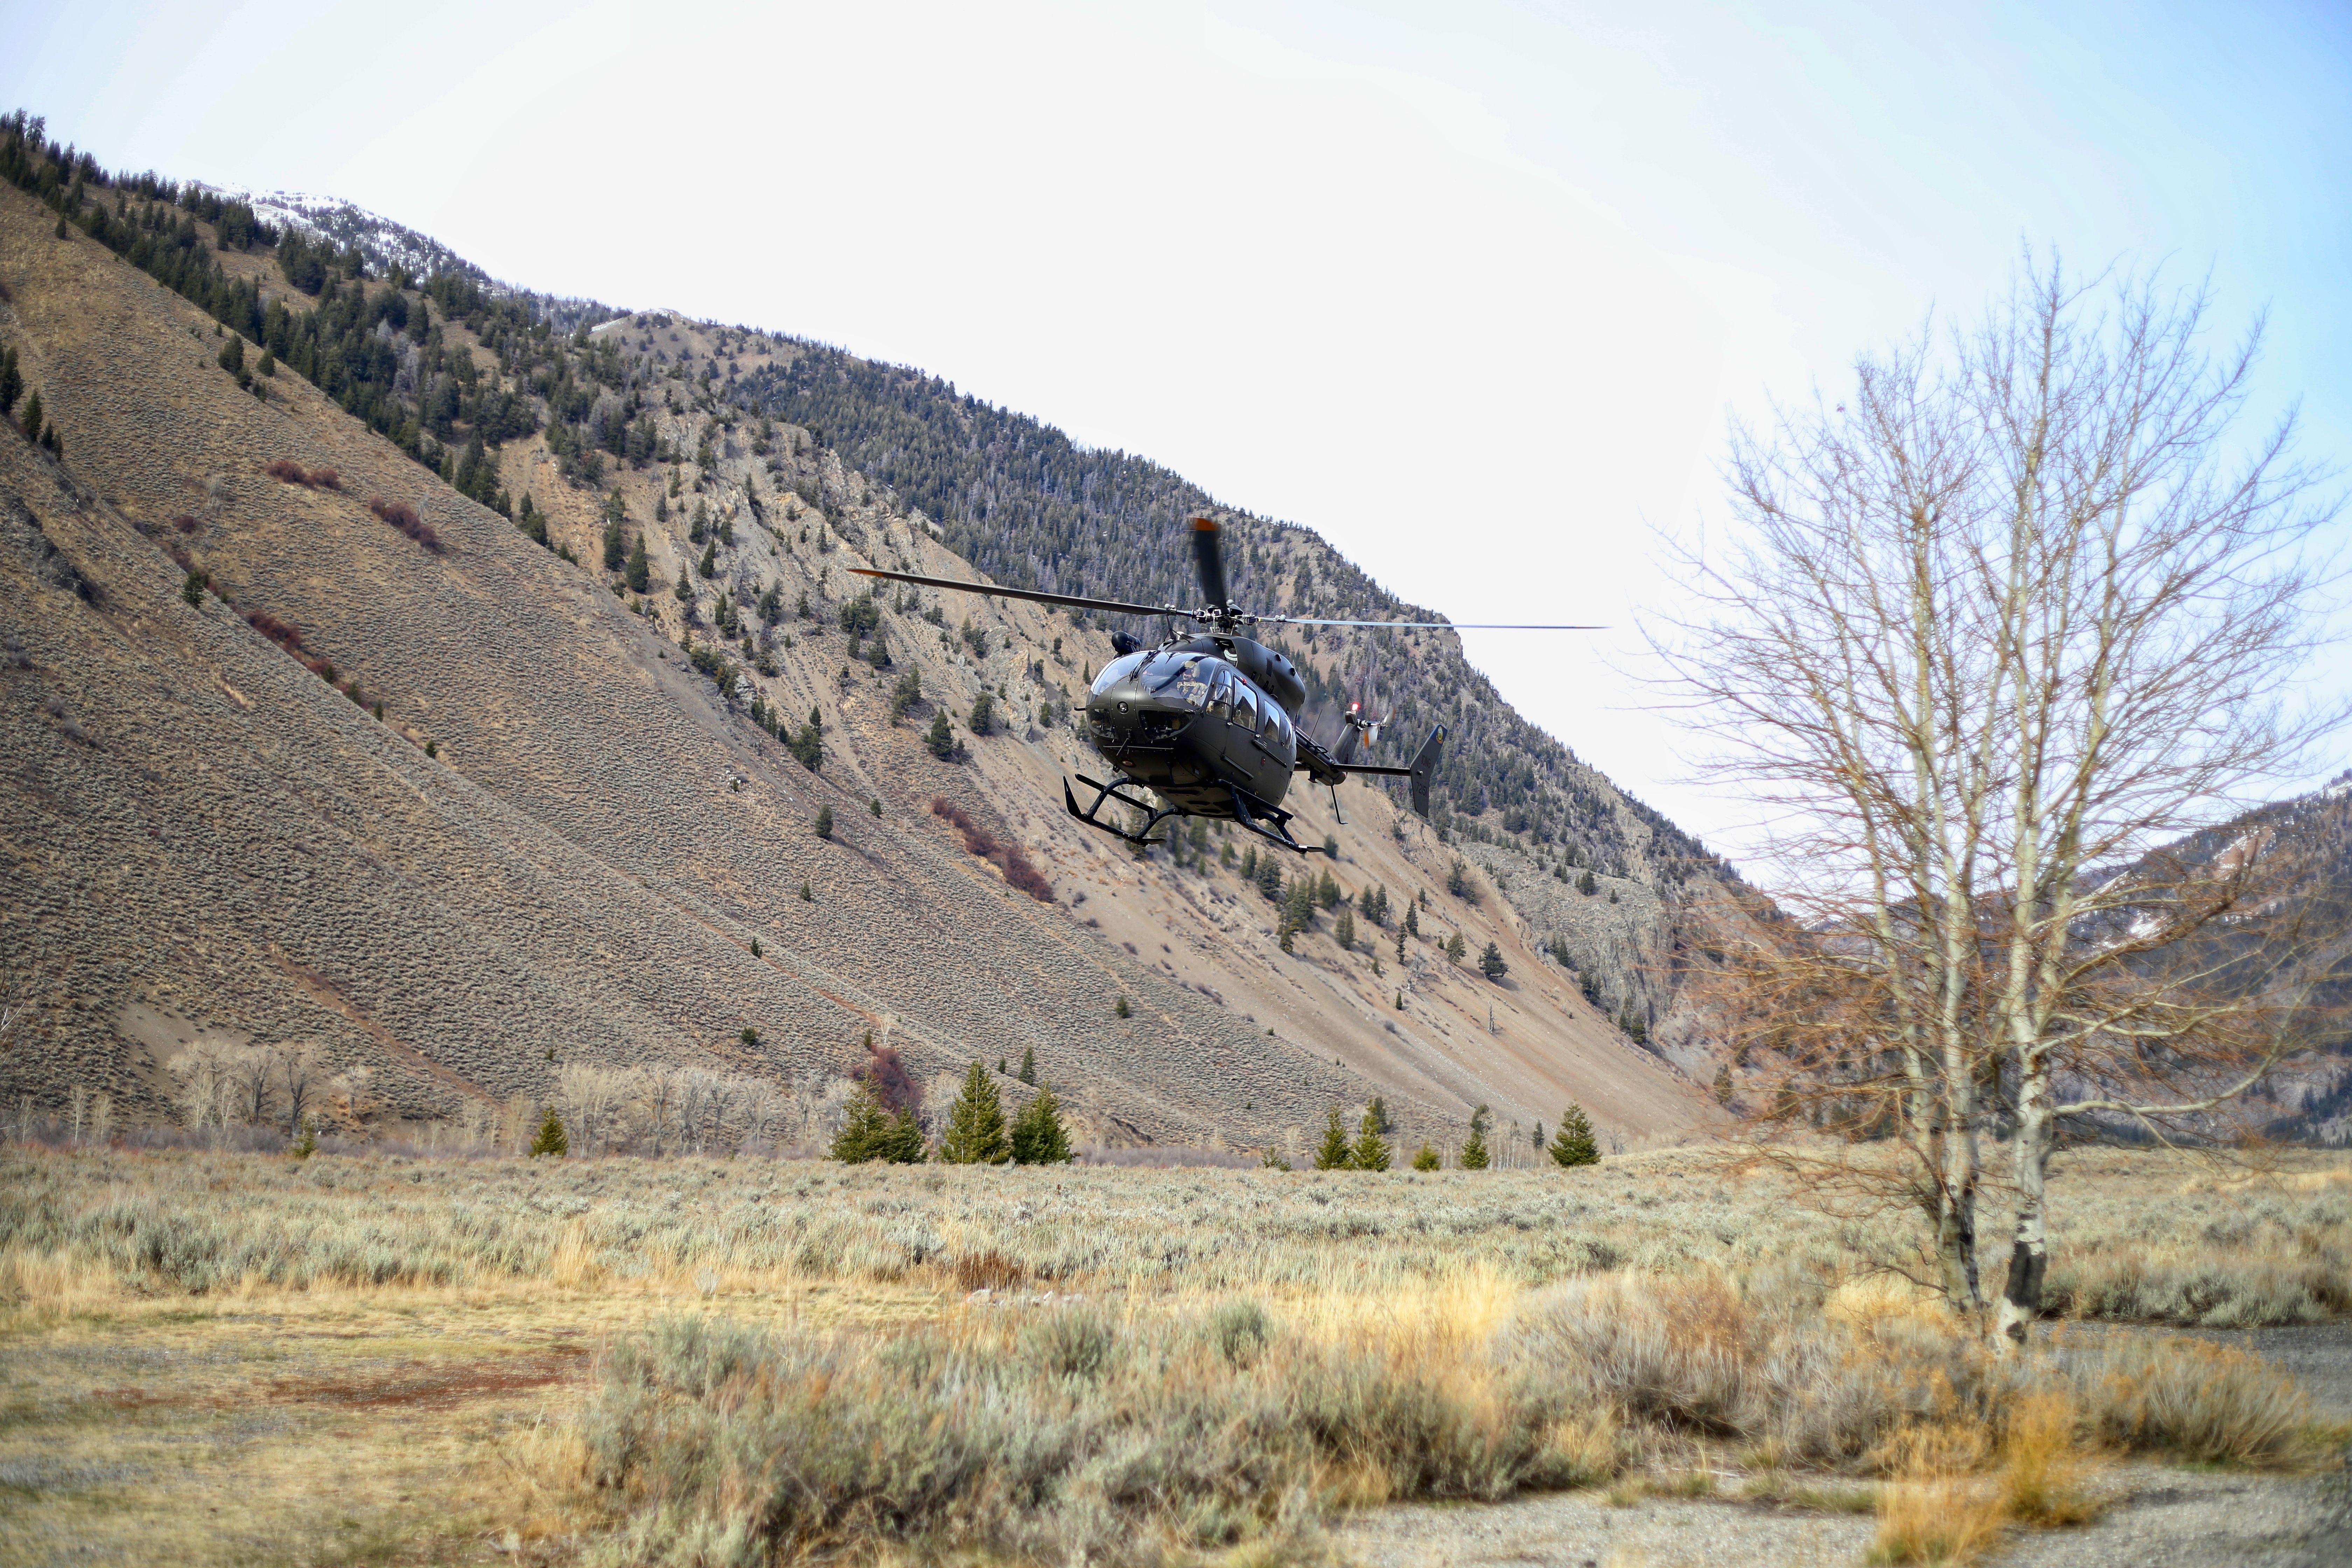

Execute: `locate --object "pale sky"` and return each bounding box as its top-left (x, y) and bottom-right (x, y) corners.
top-left (9, 0), bottom-right (2348, 864)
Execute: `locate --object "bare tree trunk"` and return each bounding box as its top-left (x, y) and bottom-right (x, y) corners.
top-left (1994, 1065), bottom-right (2053, 1345)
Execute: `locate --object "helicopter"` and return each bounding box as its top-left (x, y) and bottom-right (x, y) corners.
top-left (850, 517), bottom-right (1596, 856)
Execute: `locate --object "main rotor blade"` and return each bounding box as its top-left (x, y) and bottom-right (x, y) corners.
top-left (1190, 516), bottom-right (1230, 613)
top-left (847, 568), bottom-right (1185, 621)
top-left (1269, 617), bottom-right (1609, 630)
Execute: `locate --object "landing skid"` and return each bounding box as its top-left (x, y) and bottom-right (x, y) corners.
top-left (1065, 774), bottom-right (1183, 847)
top-left (1060, 774), bottom-right (1332, 856)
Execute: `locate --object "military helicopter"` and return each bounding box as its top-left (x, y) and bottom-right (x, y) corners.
top-left (850, 518), bottom-right (1596, 855)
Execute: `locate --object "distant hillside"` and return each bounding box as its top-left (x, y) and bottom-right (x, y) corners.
top-left (2085, 777), bottom-right (2352, 1146)
top-left (0, 109), bottom-right (1715, 1152)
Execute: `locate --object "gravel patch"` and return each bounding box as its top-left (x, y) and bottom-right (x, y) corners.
top-left (1338, 1464), bottom-right (2352, 1568)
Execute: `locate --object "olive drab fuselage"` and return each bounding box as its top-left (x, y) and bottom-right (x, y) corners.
top-left (1083, 638), bottom-right (1305, 818)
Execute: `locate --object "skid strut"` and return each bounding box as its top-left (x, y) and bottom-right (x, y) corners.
top-left (1225, 783), bottom-right (1331, 856)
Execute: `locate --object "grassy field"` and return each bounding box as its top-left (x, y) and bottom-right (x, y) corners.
top-left (1, 1142), bottom-right (2345, 1566)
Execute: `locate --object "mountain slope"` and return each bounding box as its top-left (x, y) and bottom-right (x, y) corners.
top-left (0, 121), bottom-right (1710, 1152)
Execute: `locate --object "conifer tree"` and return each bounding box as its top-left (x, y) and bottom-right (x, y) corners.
top-left (1460, 1104), bottom-right (1491, 1170)
top-left (814, 803), bottom-right (834, 839)
top-left (674, 566), bottom-right (692, 602)
top-left (830, 1084), bottom-right (889, 1162)
top-left (1478, 940), bottom-right (1508, 981)
top-left (1445, 932), bottom-right (1467, 965)
top-left (20, 391), bottom-right (40, 442)
top-left (0, 347), bottom-right (19, 421)
top-left (1010, 1081), bottom-right (1072, 1164)
top-left (1018, 1044), bottom-right (1037, 1085)
top-left (881, 1105), bottom-right (928, 1162)
top-left (528, 1107), bottom-right (568, 1158)
top-left (1313, 1106), bottom-right (1354, 1170)
top-left (602, 512), bottom-right (626, 573)
top-left (625, 533), bottom-right (651, 594)
top-left (1411, 1142), bottom-right (1441, 1171)
top-left (1281, 875), bottom-right (1316, 938)
top-left (698, 539), bottom-right (718, 578)
top-left (925, 710), bottom-right (955, 758)
top-left (1549, 1103), bottom-right (1600, 1167)
top-left (1351, 1105), bottom-right (1392, 1171)
top-left (940, 1060), bottom-right (1010, 1163)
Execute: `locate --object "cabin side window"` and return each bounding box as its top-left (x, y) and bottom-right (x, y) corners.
top-left (1204, 664), bottom-right (1235, 718)
top-left (1232, 684), bottom-right (1259, 730)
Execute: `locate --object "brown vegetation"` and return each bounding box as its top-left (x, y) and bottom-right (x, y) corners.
top-left (932, 794), bottom-right (1055, 902)
top-left (262, 457), bottom-right (340, 489)
top-left (367, 495), bottom-right (439, 550)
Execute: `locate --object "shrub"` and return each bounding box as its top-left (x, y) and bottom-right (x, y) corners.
top-left (952, 1250), bottom-right (1025, 1293)
top-left (1412, 1143), bottom-right (1442, 1171)
top-left (180, 569), bottom-right (206, 607)
top-left (2071, 1334), bottom-right (2311, 1464)
top-left (264, 459), bottom-right (341, 489)
top-left (369, 497), bottom-right (440, 551)
top-left (1113, 995), bottom-right (1130, 1020)
top-left (930, 797), bottom-right (1052, 903)
top-left (574, 1298), bottom-right (1595, 1565)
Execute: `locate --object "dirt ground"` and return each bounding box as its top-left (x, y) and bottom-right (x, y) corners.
top-left (0, 1279), bottom-right (929, 1567)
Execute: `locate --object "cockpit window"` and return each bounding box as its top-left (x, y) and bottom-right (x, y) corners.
top-left (1088, 652), bottom-right (1147, 696)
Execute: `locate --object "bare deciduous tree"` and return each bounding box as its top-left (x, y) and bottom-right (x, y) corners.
top-left (279, 1042), bottom-right (336, 1135)
top-left (1668, 256), bottom-right (2339, 1336)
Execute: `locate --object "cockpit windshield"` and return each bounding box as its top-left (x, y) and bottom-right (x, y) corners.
top-left (1088, 652), bottom-right (1148, 696)
top-left (1091, 651), bottom-right (1230, 714)
top-left (1144, 653), bottom-right (1223, 711)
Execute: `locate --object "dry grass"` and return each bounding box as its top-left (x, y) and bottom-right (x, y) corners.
top-left (1868, 1426), bottom-right (2006, 1564)
top-left (1996, 1387), bottom-right (2105, 1526)
top-left (0, 1142), bottom-right (2340, 1564)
